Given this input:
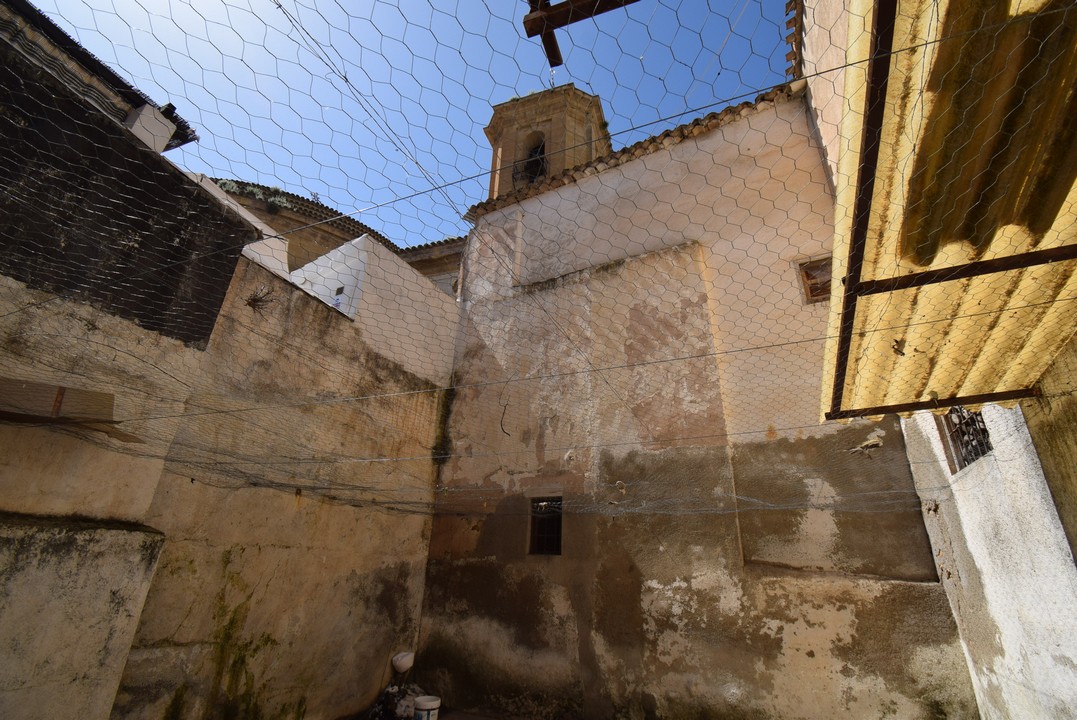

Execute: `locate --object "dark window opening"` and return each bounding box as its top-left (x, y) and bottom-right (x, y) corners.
top-left (529, 496), bottom-right (562, 555)
top-left (799, 257), bottom-right (832, 304)
top-left (938, 406), bottom-right (992, 472)
top-left (334, 286), bottom-right (345, 296)
top-left (514, 139), bottom-right (548, 188)
top-left (524, 140), bottom-right (547, 181)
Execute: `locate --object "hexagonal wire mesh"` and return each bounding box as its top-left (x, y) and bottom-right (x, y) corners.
top-left (0, 0), bottom-right (1074, 531)
top-left (3, 1), bottom-right (1076, 716)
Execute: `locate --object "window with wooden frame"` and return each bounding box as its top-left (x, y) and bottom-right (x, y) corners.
top-left (529, 496), bottom-right (562, 555)
top-left (798, 256), bottom-right (832, 304)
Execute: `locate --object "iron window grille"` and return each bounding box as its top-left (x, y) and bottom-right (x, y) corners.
top-left (937, 406), bottom-right (993, 473)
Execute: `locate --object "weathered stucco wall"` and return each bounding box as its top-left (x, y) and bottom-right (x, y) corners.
top-left (734, 416), bottom-right (937, 580)
top-left (0, 247), bottom-right (444, 718)
top-left (0, 273), bottom-right (199, 720)
top-left (423, 94), bottom-right (975, 716)
top-left (0, 425), bottom-right (164, 521)
top-left (0, 514), bottom-right (163, 720)
top-left (904, 405), bottom-right (1077, 719)
top-left (112, 257), bottom-right (441, 720)
top-left (0, 40), bottom-right (452, 704)
top-left (1022, 333), bottom-right (1077, 559)
top-left (0, 273), bottom-right (200, 523)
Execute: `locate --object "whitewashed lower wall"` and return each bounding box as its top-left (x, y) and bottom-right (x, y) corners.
top-left (903, 405), bottom-right (1077, 719)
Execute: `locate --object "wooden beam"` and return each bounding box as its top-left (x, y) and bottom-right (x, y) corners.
top-left (540, 30), bottom-right (564, 67)
top-left (523, 0), bottom-right (641, 38)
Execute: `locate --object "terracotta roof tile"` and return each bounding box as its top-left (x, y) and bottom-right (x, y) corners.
top-left (397, 236), bottom-right (466, 255)
top-left (213, 179), bottom-right (400, 253)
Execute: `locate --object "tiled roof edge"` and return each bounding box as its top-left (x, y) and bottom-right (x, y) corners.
top-left (397, 236), bottom-right (466, 255)
top-left (2, 0), bottom-right (197, 149)
top-left (785, 0), bottom-right (804, 80)
top-left (465, 82), bottom-right (805, 222)
top-left (213, 179), bottom-right (400, 253)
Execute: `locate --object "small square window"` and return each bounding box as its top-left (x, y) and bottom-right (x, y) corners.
top-left (936, 406), bottom-right (992, 473)
top-left (799, 257), bottom-right (832, 304)
top-left (334, 286), bottom-right (345, 296)
top-left (529, 496), bottom-right (562, 555)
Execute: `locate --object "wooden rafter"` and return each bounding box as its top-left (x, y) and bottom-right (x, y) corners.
top-left (524, 0), bottom-right (642, 67)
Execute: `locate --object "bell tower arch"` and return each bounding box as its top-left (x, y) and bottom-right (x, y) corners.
top-left (483, 84), bottom-right (612, 200)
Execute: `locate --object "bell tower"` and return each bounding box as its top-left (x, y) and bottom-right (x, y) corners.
top-left (484, 84), bottom-right (612, 200)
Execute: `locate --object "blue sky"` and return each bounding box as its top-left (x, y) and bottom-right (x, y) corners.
top-left (35, 0), bottom-right (790, 247)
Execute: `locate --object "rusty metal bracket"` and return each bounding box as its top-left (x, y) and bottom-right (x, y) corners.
top-left (827, 0), bottom-right (898, 419)
top-left (824, 386), bottom-right (1041, 421)
top-left (855, 244), bottom-right (1077, 296)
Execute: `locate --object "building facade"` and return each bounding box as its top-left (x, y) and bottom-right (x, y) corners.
top-left (1, 0), bottom-right (1075, 718)
top-left (416, 80), bottom-right (978, 718)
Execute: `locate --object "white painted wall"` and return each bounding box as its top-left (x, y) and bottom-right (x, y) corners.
top-left (290, 235), bottom-right (458, 386)
top-left (903, 406), bottom-right (1077, 719)
top-left (290, 237), bottom-right (365, 318)
top-left (123, 104), bottom-right (175, 154)
top-left (467, 90), bottom-right (824, 295)
top-left (465, 91), bottom-right (837, 438)
top-left (355, 236), bottom-right (459, 386)
top-left (184, 182), bottom-right (460, 387)
top-left (800, 0), bottom-right (856, 185)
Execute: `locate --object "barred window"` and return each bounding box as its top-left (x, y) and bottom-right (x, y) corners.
top-left (937, 406), bottom-right (993, 473)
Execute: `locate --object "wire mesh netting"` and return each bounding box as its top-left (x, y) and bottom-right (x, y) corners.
top-left (2, 0), bottom-right (1077, 717)
top-left (0, 0), bottom-right (1074, 520)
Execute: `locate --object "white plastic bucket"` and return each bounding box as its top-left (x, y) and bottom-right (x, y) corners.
top-left (413, 695), bottom-right (441, 720)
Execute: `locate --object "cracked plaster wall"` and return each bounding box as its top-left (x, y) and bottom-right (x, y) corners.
top-left (0, 256), bottom-right (444, 719)
top-left (422, 114), bottom-right (976, 717)
top-left (112, 258), bottom-right (441, 720)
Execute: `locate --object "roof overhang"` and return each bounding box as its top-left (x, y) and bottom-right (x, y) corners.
top-left (821, 0), bottom-right (1077, 420)
top-left (1, 0), bottom-right (197, 149)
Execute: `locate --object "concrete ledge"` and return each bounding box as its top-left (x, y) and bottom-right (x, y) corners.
top-left (0, 513), bottom-right (164, 720)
